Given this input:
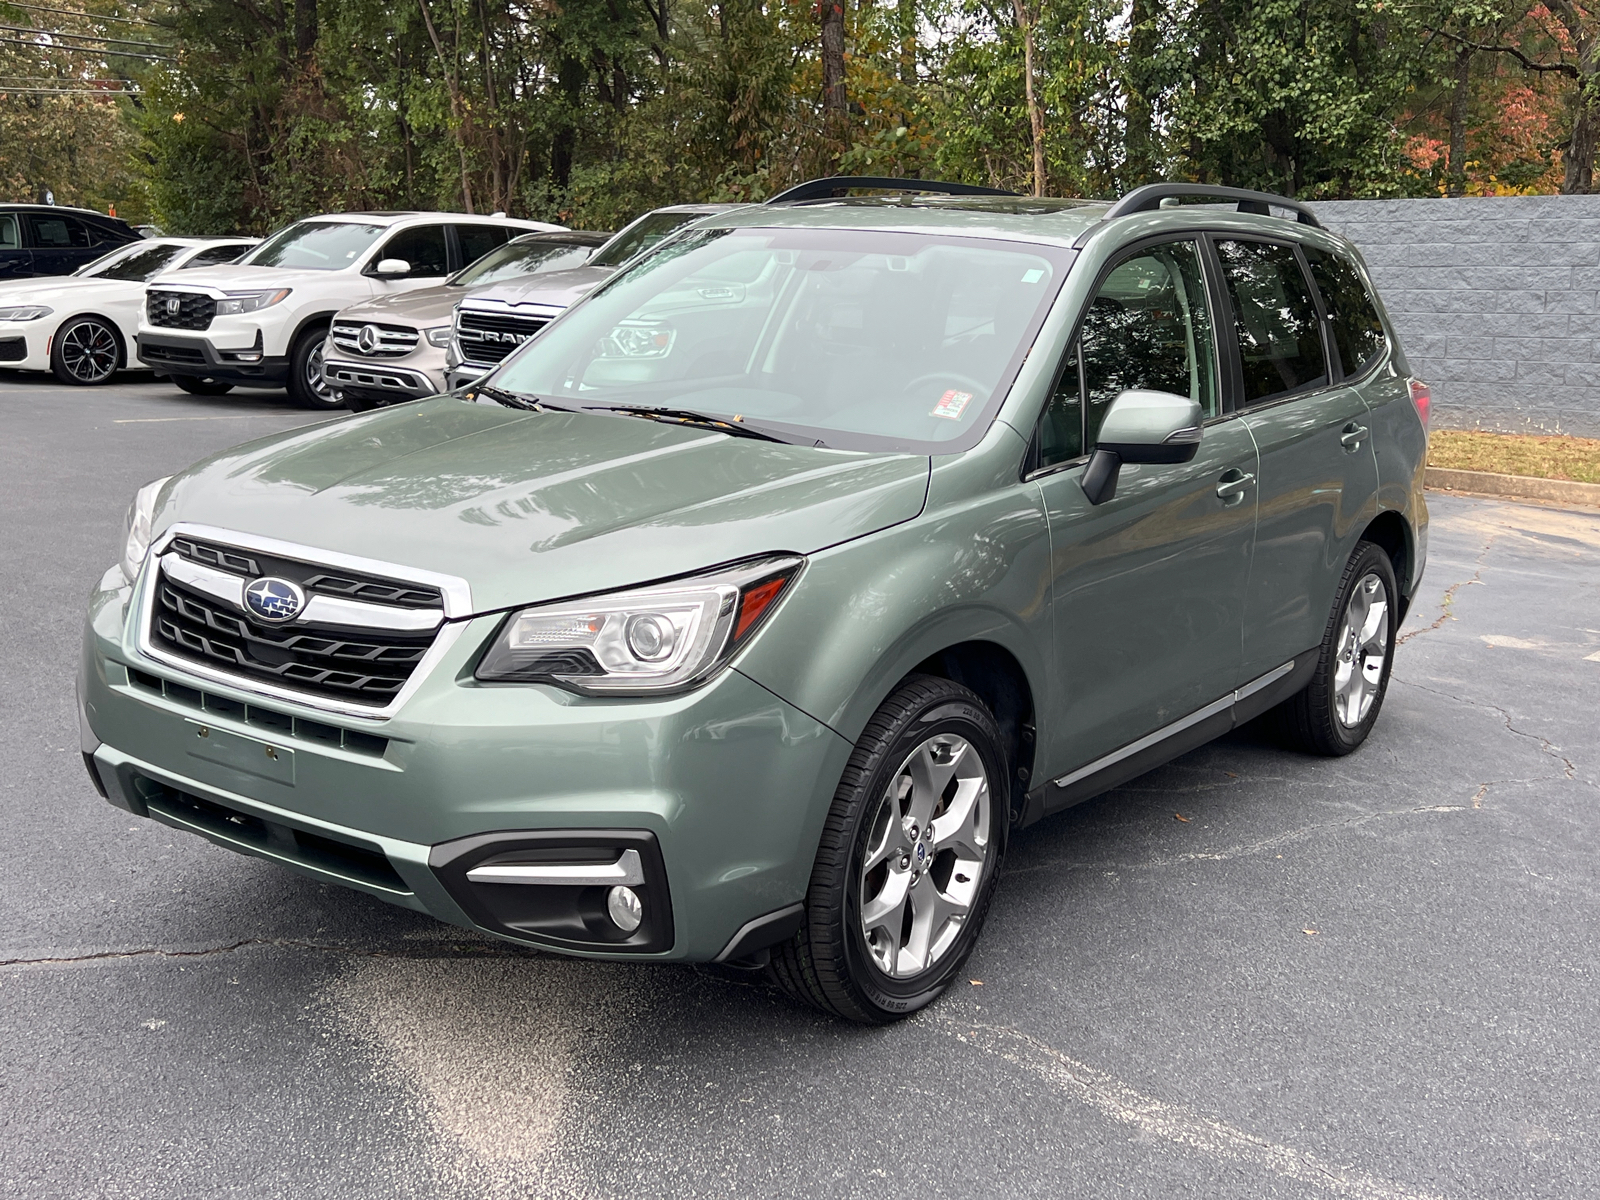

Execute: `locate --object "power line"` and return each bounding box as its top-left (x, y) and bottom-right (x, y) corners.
top-left (0, 84), bottom-right (140, 93)
top-left (0, 3), bottom-right (165, 27)
top-left (0, 32), bottom-right (171, 58)
top-left (0, 21), bottom-right (172, 49)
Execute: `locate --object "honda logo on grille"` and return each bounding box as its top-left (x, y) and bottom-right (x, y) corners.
top-left (243, 576), bottom-right (306, 624)
top-left (357, 324), bottom-right (381, 353)
top-left (165, 296), bottom-right (181, 315)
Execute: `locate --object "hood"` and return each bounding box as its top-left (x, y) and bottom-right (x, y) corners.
top-left (464, 264), bottom-right (614, 311)
top-left (334, 285), bottom-right (461, 327)
top-left (0, 275), bottom-right (133, 304)
top-left (149, 264), bottom-right (351, 291)
top-left (156, 397), bottom-right (930, 615)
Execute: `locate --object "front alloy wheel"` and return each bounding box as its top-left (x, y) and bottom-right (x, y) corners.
top-left (51, 316), bottom-right (120, 385)
top-left (770, 675), bottom-right (1006, 1023)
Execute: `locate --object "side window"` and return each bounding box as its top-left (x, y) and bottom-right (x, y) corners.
top-left (183, 243), bottom-right (253, 269)
top-left (457, 224), bottom-right (510, 267)
top-left (28, 214), bottom-right (90, 249)
top-left (1214, 239), bottom-right (1328, 405)
top-left (377, 224), bottom-right (449, 277)
top-left (0, 215), bottom-right (18, 249)
top-left (1304, 246), bottom-right (1386, 379)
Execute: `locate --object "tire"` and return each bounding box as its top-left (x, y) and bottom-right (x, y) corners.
top-left (286, 326), bottom-right (342, 409)
top-left (343, 394), bottom-right (384, 413)
top-left (769, 675), bottom-right (1008, 1023)
top-left (171, 375), bottom-right (234, 396)
top-left (1269, 540), bottom-right (1399, 756)
top-left (50, 315), bottom-right (121, 385)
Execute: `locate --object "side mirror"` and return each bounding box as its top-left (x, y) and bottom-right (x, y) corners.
top-left (374, 258), bottom-right (411, 277)
top-left (1080, 389), bottom-right (1204, 505)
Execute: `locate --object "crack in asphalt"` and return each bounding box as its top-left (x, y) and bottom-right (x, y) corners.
top-left (0, 937), bottom-right (532, 971)
top-left (1392, 676), bottom-right (1579, 780)
top-left (1005, 801), bottom-right (1477, 876)
top-left (931, 1014), bottom-right (1450, 1200)
top-left (1397, 532), bottom-right (1496, 645)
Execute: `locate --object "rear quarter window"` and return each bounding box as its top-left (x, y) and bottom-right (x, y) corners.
top-left (1305, 246), bottom-right (1387, 378)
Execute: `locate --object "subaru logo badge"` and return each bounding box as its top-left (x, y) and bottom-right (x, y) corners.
top-left (243, 576), bottom-right (305, 624)
top-left (357, 324), bottom-right (380, 353)
top-left (165, 296), bottom-right (181, 315)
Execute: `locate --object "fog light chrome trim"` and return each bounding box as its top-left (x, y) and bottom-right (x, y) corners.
top-left (466, 848), bottom-right (644, 888)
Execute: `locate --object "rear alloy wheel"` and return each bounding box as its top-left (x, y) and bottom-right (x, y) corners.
top-left (1270, 539), bottom-right (1399, 756)
top-left (287, 327), bottom-right (342, 409)
top-left (769, 675), bottom-right (1007, 1023)
top-left (171, 375), bottom-right (234, 396)
top-left (50, 316), bottom-right (120, 385)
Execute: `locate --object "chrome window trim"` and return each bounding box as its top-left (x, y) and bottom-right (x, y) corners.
top-left (132, 522), bottom-right (472, 721)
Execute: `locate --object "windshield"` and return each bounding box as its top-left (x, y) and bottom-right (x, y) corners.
top-left (490, 227), bottom-right (1068, 452)
top-left (243, 221), bottom-right (386, 271)
top-left (450, 240), bottom-right (594, 287)
top-left (589, 211), bottom-right (708, 269)
top-left (79, 242), bottom-right (186, 281)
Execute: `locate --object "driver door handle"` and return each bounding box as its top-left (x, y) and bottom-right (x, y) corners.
top-left (1216, 471), bottom-right (1256, 500)
top-left (1340, 423), bottom-right (1369, 449)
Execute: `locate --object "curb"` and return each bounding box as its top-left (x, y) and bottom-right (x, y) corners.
top-left (1425, 467), bottom-right (1600, 509)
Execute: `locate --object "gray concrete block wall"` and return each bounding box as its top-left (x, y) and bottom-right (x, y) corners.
top-left (1308, 196), bottom-right (1600, 438)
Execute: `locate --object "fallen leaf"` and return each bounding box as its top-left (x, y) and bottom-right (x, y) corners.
top-left (1174, 813), bottom-right (1190, 822)
top-left (1225, 771), bottom-right (1239, 778)
top-left (1302, 928), bottom-right (1319, 936)
top-left (969, 980), bottom-right (984, 986)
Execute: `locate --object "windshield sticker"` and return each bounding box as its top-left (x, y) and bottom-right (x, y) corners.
top-left (931, 390), bottom-right (973, 420)
top-left (1021, 268), bottom-right (1045, 284)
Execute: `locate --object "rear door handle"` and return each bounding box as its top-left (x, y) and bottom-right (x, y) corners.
top-left (1340, 423), bottom-right (1369, 449)
top-left (1216, 471), bottom-right (1255, 500)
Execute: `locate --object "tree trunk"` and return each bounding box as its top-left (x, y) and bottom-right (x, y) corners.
top-left (1566, 91), bottom-right (1598, 193)
top-left (1125, 0), bottom-right (1153, 185)
top-left (416, 0), bottom-right (474, 212)
top-left (821, 0), bottom-right (846, 128)
top-left (293, 0), bottom-right (317, 63)
top-left (1447, 47), bottom-right (1471, 197)
top-left (1011, 0), bottom-right (1045, 196)
top-left (898, 0), bottom-right (915, 85)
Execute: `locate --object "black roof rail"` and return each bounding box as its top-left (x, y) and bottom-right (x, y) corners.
top-left (766, 176), bottom-right (1019, 204)
top-left (1098, 183), bottom-right (1323, 228)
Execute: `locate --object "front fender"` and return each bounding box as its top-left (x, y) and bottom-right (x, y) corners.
top-left (735, 424), bottom-right (1053, 750)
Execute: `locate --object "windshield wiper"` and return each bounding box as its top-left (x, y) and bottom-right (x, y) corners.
top-left (586, 405), bottom-right (792, 444)
top-left (472, 383), bottom-right (574, 413)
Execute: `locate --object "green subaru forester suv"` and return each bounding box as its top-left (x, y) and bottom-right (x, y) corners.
top-left (80, 179), bottom-right (1429, 1023)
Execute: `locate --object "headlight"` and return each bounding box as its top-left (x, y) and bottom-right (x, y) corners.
top-left (597, 322), bottom-right (675, 359)
top-left (214, 288), bottom-right (291, 316)
top-left (0, 305), bottom-right (52, 321)
top-left (120, 476), bottom-right (172, 585)
top-left (425, 325), bottom-right (452, 347)
top-left (476, 555), bottom-right (803, 694)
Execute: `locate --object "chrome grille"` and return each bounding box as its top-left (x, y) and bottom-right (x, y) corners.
top-left (456, 309), bottom-right (551, 365)
top-left (147, 290), bottom-right (216, 331)
top-left (330, 320), bottom-right (420, 359)
top-left (150, 536), bottom-right (447, 707)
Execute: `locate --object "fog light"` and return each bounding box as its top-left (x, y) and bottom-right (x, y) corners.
top-left (606, 884), bottom-right (643, 933)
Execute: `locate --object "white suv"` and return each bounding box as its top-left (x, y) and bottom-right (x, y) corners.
top-left (135, 211), bottom-right (560, 406)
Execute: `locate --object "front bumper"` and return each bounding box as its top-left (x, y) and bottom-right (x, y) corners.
top-left (136, 331), bottom-right (290, 388)
top-left (323, 354), bottom-right (446, 404)
top-left (80, 567), bottom-right (850, 961)
top-left (0, 323), bottom-right (48, 370)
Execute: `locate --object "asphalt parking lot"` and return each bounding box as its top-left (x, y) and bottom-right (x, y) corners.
top-left (3, 372), bottom-right (1598, 1200)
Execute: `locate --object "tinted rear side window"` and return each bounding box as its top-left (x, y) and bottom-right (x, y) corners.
top-left (1215, 239), bottom-right (1327, 404)
top-left (1305, 247), bottom-right (1386, 378)
top-left (28, 214), bottom-right (90, 248)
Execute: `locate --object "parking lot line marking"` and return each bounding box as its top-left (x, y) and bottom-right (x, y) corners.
top-left (942, 1017), bottom-right (1450, 1200)
top-left (112, 415), bottom-right (295, 423)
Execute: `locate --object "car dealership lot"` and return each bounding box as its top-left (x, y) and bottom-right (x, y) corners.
top-left (3, 374), bottom-right (1597, 1199)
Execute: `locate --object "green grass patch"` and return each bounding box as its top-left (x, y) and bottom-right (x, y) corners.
top-left (1428, 431), bottom-right (1600, 485)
